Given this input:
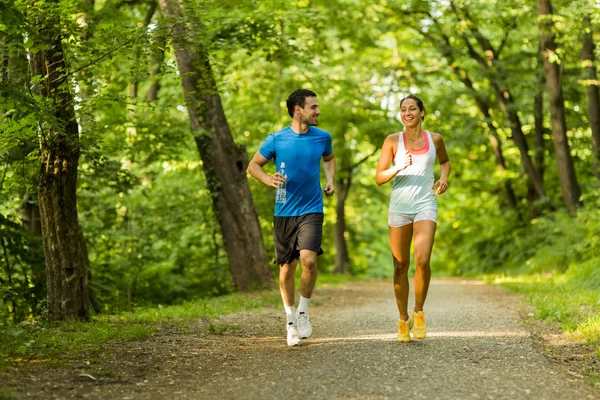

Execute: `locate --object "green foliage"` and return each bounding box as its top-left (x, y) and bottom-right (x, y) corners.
top-left (436, 190), bottom-right (600, 276)
top-left (0, 215), bottom-right (45, 323)
top-left (1, 0), bottom-right (600, 327)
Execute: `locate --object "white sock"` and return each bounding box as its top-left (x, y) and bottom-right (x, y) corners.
top-left (284, 305), bottom-right (297, 325)
top-left (297, 296), bottom-right (311, 316)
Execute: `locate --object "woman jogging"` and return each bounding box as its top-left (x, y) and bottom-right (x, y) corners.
top-left (375, 95), bottom-right (450, 342)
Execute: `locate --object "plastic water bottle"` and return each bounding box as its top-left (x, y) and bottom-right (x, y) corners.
top-left (275, 162), bottom-right (287, 204)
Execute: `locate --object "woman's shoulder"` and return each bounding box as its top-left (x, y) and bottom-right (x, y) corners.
top-left (385, 132), bottom-right (401, 143)
top-left (428, 131), bottom-right (444, 146)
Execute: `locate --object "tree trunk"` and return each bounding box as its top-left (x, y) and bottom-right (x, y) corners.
top-left (534, 46), bottom-right (546, 180)
top-left (580, 16), bottom-right (600, 181)
top-left (488, 133), bottom-right (519, 210)
top-left (537, 0), bottom-right (581, 212)
top-left (333, 176), bottom-right (351, 274)
top-left (468, 95), bottom-right (518, 211)
top-left (146, 27), bottom-right (166, 102)
top-left (159, 0), bottom-right (273, 291)
top-left (145, 0), bottom-right (165, 102)
top-left (29, 2), bottom-right (90, 321)
top-left (528, 45), bottom-right (548, 219)
top-left (332, 150), bottom-right (378, 274)
top-left (489, 82), bottom-right (547, 200)
top-left (21, 193), bottom-right (42, 236)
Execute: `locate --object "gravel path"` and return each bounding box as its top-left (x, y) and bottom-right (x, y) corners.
top-left (3, 278), bottom-right (599, 399)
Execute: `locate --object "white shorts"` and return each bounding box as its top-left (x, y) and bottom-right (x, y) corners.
top-left (388, 208), bottom-right (438, 227)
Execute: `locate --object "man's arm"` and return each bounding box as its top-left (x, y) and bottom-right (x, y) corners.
top-left (247, 152), bottom-right (284, 188)
top-left (322, 152), bottom-right (336, 197)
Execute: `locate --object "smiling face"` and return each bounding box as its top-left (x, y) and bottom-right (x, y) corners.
top-left (296, 96), bottom-right (320, 126)
top-left (400, 98), bottom-right (424, 128)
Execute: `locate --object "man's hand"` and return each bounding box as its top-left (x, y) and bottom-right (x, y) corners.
top-left (323, 182), bottom-right (335, 197)
top-left (270, 172), bottom-right (286, 188)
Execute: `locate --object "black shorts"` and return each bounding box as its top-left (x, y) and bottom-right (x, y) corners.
top-left (273, 213), bottom-right (324, 265)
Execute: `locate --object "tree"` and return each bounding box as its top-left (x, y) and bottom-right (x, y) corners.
top-left (580, 15), bottom-right (600, 181)
top-left (394, 2), bottom-right (525, 211)
top-left (158, 0), bottom-right (273, 291)
top-left (537, 0), bottom-right (581, 212)
top-left (418, 25), bottom-right (520, 211)
top-left (528, 44), bottom-right (548, 219)
top-left (29, 0), bottom-right (90, 321)
top-left (447, 1), bottom-right (547, 201)
top-left (333, 149), bottom-right (376, 274)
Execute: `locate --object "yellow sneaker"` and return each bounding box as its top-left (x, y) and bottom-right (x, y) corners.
top-left (397, 318), bottom-right (412, 343)
top-left (412, 311), bottom-right (426, 339)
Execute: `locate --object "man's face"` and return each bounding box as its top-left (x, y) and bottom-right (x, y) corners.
top-left (296, 96), bottom-right (320, 126)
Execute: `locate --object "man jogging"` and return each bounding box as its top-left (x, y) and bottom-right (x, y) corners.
top-left (247, 88), bottom-right (336, 346)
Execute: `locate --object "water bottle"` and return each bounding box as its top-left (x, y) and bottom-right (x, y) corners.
top-left (275, 162), bottom-right (287, 204)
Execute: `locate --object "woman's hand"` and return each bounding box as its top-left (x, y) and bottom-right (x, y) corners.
top-left (396, 150), bottom-right (412, 172)
top-left (432, 179), bottom-right (448, 195)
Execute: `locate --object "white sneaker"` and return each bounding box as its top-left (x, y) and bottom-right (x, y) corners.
top-left (297, 312), bottom-right (312, 339)
top-left (286, 323), bottom-right (302, 346)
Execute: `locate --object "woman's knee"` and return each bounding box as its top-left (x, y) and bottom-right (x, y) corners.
top-left (393, 258), bottom-right (410, 275)
top-left (414, 256), bottom-right (431, 271)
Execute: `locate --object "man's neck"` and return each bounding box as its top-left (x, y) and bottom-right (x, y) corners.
top-left (290, 120), bottom-right (310, 134)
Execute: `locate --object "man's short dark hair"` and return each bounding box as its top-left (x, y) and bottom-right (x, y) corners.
top-left (286, 89), bottom-right (317, 118)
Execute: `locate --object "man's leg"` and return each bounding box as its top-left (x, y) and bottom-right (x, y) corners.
top-left (280, 259), bottom-right (301, 346)
top-left (294, 214), bottom-right (323, 339)
top-left (280, 259), bottom-right (298, 319)
top-left (296, 249), bottom-right (317, 339)
top-left (299, 249), bottom-right (318, 299)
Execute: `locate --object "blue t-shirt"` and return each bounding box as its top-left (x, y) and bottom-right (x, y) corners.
top-left (259, 126), bottom-right (333, 217)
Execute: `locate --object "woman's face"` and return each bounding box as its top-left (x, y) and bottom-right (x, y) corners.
top-left (400, 99), bottom-right (423, 128)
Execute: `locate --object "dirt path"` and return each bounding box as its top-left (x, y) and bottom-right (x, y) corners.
top-left (3, 278), bottom-right (599, 399)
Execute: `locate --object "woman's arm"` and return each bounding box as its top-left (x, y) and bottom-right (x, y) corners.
top-left (432, 133), bottom-right (451, 195)
top-left (375, 134), bottom-right (411, 186)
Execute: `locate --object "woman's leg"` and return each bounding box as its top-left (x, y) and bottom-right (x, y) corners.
top-left (412, 220), bottom-right (436, 312)
top-left (389, 224), bottom-right (414, 321)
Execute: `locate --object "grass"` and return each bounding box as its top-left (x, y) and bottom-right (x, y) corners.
top-left (0, 288), bottom-right (283, 370)
top-left (0, 389), bottom-right (19, 400)
top-left (0, 273), bottom-right (358, 371)
top-left (483, 271), bottom-right (600, 387)
top-left (486, 272), bottom-right (600, 351)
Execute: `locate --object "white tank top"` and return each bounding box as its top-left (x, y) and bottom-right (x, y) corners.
top-left (389, 130), bottom-right (437, 214)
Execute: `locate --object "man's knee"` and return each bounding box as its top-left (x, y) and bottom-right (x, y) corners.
top-left (300, 254), bottom-right (318, 271)
top-left (280, 264), bottom-right (296, 280)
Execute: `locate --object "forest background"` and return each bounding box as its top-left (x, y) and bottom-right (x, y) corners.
top-left (1, 0), bottom-right (600, 374)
